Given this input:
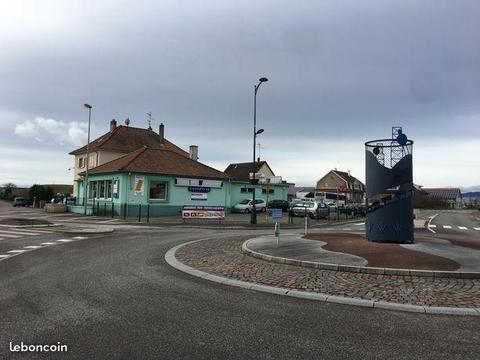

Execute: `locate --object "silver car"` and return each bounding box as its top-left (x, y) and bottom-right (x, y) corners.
top-left (291, 200), bottom-right (329, 219)
top-left (232, 199), bottom-right (266, 213)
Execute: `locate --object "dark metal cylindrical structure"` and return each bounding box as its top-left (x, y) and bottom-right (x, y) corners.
top-left (365, 137), bottom-right (414, 243)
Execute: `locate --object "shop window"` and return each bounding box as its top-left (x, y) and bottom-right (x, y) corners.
top-left (262, 189), bottom-right (274, 194)
top-left (99, 181), bottom-right (105, 198)
top-left (106, 181), bottom-right (112, 199)
top-left (241, 187), bottom-right (253, 193)
top-left (150, 181), bottom-right (167, 200)
top-left (89, 182), bottom-right (97, 199)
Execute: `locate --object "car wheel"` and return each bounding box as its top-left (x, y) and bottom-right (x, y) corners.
top-left (245, 208), bottom-right (250, 213)
top-left (261, 207), bottom-right (266, 212)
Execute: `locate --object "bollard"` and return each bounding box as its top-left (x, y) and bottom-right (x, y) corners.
top-left (104, 202), bottom-right (107, 217)
top-left (111, 203), bottom-right (114, 218)
top-left (138, 204), bottom-right (142, 222)
top-left (274, 222), bottom-right (280, 247)
top-left (304, 216), bottom-right (308, 235)
top-left (146, 204), bottom-right (150, 223)
top-left (123, 203), bottom-right (127, 220)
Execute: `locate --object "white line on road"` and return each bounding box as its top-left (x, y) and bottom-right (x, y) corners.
top-left (57, 239), bottom-right (74, 242)
top-left (427, 214), bottom-right (438, 234)
top-left (474, 227), bottom-right (480, 231)
top-left (72, 236), bottom-right (87, 240)
top-left (443, 225), bottom-right (452, 229)
top-left (24, 245), bottom-right (41, 249)
top-left (8, 250), bottom-right (26, 253)
top-left (354, 222), bottom-right (365, 226)
top-left (458, 226), bottom-right (468, 230)
top-left (0, 254), bottom-right (10, 258)
top-left (0, 233), bottom-right (21, 238)
top-left (0, 229), bottom-right (38, 236)
top-left (428, 225), bottom-right (437, 228)
top-left (41, 242), bottom-right (56, 245)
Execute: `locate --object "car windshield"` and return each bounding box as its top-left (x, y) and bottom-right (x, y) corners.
top-left (239, 199), bottom-right (251, 205)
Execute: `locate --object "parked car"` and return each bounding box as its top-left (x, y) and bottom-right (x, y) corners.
top-left (288, 198), bottom-right (303, 210)
top-left (13, 197), bottom-right (26, 207)
top-left (232, 199), bottom-right (266, 213)
top-left (291, 200), bottom-right (329, 219)
top-left (268, 199), bottom-right (289, 212)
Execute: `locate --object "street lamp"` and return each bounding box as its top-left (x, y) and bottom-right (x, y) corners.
top-left (83, 103), bottom-right (92, 216)
top-left (251, 76), bottom-right (268, 225)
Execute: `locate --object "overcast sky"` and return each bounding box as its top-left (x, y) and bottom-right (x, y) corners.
top-left (1, 0), bottom-right (479, 191)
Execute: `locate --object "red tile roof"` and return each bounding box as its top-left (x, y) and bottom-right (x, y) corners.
top-left (82, 147), bottom-right (229, 179)
top-left (224, 161), bottom-right (274, 181)
top-left (69, 125), bottom-right (189, 157)
top-left (423, 188), bottom-right (462, 200)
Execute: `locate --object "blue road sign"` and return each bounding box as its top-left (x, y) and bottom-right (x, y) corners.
top-left (270, 208), bottom-right (282, 220)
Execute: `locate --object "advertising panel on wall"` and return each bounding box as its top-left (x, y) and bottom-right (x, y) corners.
top-left (182, 205), bottom-right (225, 220)
top-left (134, 175), bottom-right (145, 196)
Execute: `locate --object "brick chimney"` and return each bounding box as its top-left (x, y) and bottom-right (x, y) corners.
top-left (159, 123), bottom-right (164, 143)
top-left (110, 119), bottom-right (117, 132)
top-left (189, 145), bottom-right (198, 161)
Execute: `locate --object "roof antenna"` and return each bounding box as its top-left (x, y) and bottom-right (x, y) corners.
top-left (125, 117), bottom-right (130, 126)
top-left (146, 112), bottom-right (154, 130)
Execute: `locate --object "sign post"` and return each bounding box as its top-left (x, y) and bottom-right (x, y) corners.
top-left (270, 208), bottom-right (282, 247)
top-left (274, 222), bottom-right (280, 247)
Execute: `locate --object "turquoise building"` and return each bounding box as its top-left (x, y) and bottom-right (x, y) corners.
top-left (68, 122), bottom-right (288, 216)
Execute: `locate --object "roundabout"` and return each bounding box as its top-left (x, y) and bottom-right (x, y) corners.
top-left (167, 231), bottom-right (480, 316)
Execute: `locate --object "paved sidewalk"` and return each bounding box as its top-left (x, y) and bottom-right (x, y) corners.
top-left (174, 236), bottom-right (480, 309)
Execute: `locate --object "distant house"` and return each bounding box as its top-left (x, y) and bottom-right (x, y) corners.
top-left (315, 170), bottom-right (365, 204)
top-left (224, 161), bottom-right (291, 205)
top-left (422, 188), bottom-right (463, 209)
top-left (292, 187), bottom-right (315, 199)
top-left (224, 161), bottom-right (276, 183)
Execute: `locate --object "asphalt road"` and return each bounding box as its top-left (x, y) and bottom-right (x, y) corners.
top-left (0, 226), bottom-right (479, 360)
top-left (428, 210), bottom-right (480, 237)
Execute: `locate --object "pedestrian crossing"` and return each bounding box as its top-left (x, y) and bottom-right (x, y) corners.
top-left (0, 237), bottom-right (90, 262)
top-left (427, 224), bottom-right (480, 231)
top-left (0, 227), bottom-right (57, 241)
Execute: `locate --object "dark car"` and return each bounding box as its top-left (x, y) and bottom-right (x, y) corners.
top-left (13, 197), bottom-right (26, 207)
top-left (268, 200), bottom-right (290, 212)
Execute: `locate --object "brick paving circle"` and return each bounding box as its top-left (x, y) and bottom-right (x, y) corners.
top-left (175, 237), bottom-right (480, 308)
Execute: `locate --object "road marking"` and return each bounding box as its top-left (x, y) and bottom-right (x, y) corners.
top-left (24, 245), bottom-right (41, 249)
top-left (428, 225), bottom-right (437, 228)
top-left (427, 214), bottom-right (438, 234)
top-left (8, 250), bottom-right (26, 253)
top-left (354, 222), bottom-right (365, 226)
top-left (474, 227), bottom-right (480, 231)
top-left (0, 233), bottom-right (21, 238)
top-left (72, 236), bottom-right (87, 240)
top-left (443, 225), bottom-right (452, 229)
top-left (458, 226), bottom-right (468, 230)
top-left (41, 242), bottom-right (56, 245)
top-left (57, 239), bottom-right (74, 242)
top-left (0, 229), bottom-right (38, 236)
top-left (0, 254), bottom-right (10, 258)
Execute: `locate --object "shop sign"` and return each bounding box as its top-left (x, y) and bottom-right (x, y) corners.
top-left (182, 205), bottom-right (225, 220)
top-left (188, 186), bottom-right (211, 193)
top-left (191, 193), bottom-right (207, 200)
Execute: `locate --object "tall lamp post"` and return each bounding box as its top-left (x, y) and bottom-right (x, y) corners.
top-left (251, 77), bottom-right (268, 225)
top-left (83, 103), bottom-right (92, 215)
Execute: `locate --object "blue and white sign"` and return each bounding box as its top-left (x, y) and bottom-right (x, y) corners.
top-left (270, 208), bottom-right (283, 220)
top-left (188, 186), bottom-right (211, 193)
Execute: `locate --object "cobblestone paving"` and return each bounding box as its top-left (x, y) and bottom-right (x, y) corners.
top-left (176, 237), bottom-right (480, 308)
